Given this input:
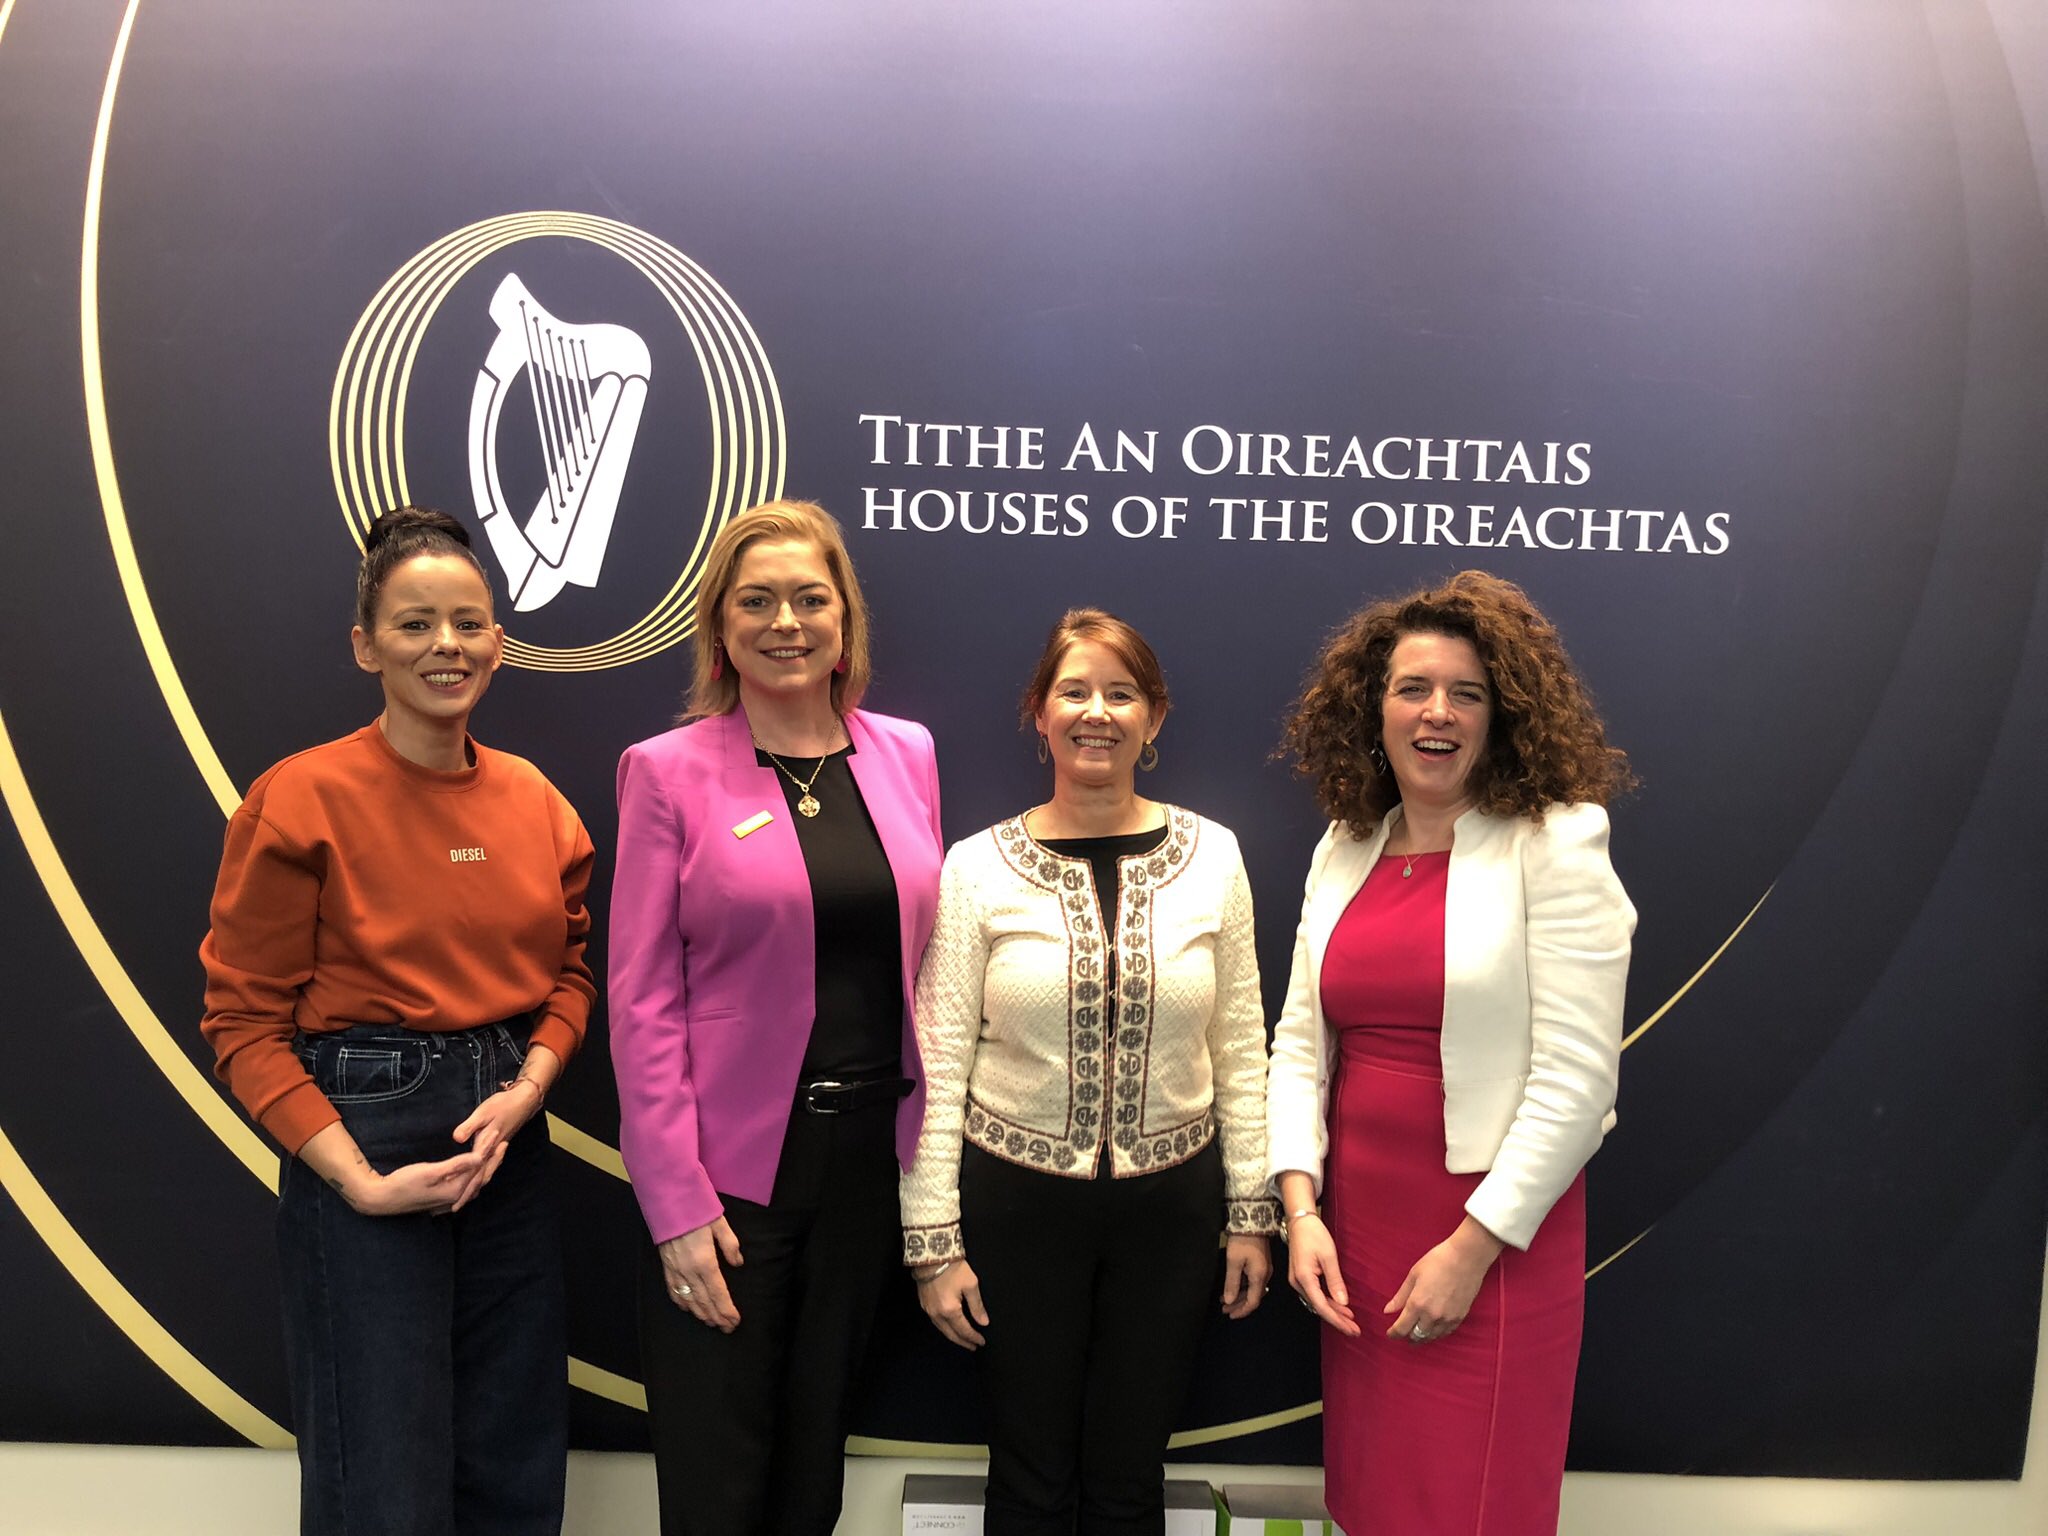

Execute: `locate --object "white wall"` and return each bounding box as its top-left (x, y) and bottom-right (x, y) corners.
top-left (3, 1259), bottom-right (2041, 1536)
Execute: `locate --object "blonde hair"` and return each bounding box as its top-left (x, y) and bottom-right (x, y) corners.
top-left (682, 500), bottom-right (873, 719)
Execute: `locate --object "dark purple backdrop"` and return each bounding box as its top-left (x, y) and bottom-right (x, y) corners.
top-left (2, 0), bottom-right (2044, 1476)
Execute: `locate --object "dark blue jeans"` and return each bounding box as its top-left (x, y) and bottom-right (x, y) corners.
top-left (278, 1021), bottom-right (566, 1536)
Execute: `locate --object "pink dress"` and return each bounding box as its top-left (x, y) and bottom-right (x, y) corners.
top-left (1319, 853), bottom-right (1586, 1536)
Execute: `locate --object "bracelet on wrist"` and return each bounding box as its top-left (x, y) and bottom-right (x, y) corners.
top-left (913, 1260), bottom-right (954, 1285)
top-left (499, 1075), bottom-right (546, 1105)
top-left (1285, 1206), bottom-right (1319, 1223)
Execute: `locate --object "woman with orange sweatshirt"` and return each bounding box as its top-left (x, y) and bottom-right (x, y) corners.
top-left (200, 506), bottom-right (595, 1536)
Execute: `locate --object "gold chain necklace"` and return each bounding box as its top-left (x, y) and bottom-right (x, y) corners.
top-left (757, 742), bottom-right (833, 818)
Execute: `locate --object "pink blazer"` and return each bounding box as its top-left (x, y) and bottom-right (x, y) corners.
top-left (608, 706), bottom-right (944, 1244)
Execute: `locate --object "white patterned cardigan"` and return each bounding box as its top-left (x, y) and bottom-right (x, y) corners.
top-left (901, 806), bottom-right (1284, 1264)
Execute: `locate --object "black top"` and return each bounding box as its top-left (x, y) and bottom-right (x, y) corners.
top-left (757, 744), bottom-right (905, 1082)
top-left (1038, 824), bottom-right (1171, 1039)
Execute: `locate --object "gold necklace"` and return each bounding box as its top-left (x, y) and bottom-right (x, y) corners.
top-left (757, 743), bottom-right (833, 817)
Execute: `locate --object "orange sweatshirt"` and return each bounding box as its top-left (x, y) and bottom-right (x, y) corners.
top-left (200, 724), bottom-right (596, 1154)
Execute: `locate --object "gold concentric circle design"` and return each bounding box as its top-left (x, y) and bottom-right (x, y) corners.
top-left (329, 210), bottom-right (785, 672)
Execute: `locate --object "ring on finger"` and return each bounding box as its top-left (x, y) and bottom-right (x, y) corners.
top-left (671, 1282), bottom-right (693, 1299)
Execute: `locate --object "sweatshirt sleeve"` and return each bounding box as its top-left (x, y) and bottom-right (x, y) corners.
top-left (530, 789), bottom-right (597, 1067)
top-left (198, 794), bottom-right (337, 1154)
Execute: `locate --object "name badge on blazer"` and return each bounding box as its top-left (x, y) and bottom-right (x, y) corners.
top-left (731, 810), bottom-right (775, 839)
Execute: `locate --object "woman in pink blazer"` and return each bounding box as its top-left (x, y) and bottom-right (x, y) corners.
top-left (609, 500), bottom-right (943, 1536)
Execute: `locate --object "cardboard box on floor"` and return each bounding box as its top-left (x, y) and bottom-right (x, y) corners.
top-left (901, 1473), bottom-right (1217, 1534)
top-left (1215, 1481), bottom-right (1343, 1534)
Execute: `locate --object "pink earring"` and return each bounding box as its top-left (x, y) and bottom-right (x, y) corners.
top-left (710, 641), bottom-right (725, 680)
top-left (834, 650), bottom-right (850, 676)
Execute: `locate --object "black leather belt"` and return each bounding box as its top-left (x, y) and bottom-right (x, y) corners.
top-left (799, 1077), bottom-right (914, 1114)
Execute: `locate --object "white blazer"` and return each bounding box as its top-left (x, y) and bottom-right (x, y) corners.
top-left (1265, 801), bottom-right (1635, 1251)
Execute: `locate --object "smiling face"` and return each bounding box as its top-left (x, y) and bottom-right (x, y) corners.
top-left (718, 537), bottom-right (844, 706)
top-left (350, 552), bottom-right (504, 752)
top-left (1035, 638), bottom-right (1159, 792)
top-left (1380, 630), bottom-right (1493, 817)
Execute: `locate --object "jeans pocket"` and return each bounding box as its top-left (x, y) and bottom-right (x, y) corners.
top-left (320, 1042), bottom-right (433, 1104)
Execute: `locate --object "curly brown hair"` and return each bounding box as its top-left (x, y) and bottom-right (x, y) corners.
top-left (1280, 570), bottom-right (1633, 840)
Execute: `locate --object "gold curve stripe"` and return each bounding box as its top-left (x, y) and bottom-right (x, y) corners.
top-left (1622, 884), bottom-right (1773, 1050)
top-left (0, 707), bottom-right (278, 1189)
top-left (0, 0), bottom-right (18, 51)
top-left (81, 0), bottom-right (240, 820)
top-left (0, 1122), bottom-right (293, 1447)
top-left (1586, 1227), bottom-right (1653, 1281)
top-left (844, 1401), bottom-right (1327, 1460)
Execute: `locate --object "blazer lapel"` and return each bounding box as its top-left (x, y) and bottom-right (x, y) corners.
top-left (716, 704), bottom-right (808, 876)
top-left (1307, 811), bottom-right (1396, 960)
top-left (842, 710), bottom-right (912, 868)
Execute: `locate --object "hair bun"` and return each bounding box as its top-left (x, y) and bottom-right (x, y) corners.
top-left (364, 505), bottom-right (473, 554)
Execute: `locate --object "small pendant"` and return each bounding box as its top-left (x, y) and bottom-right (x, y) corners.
top-left (1402, 860), bottom-right (1414, 879)
top-left (797, 793), bottom-right (821, 818)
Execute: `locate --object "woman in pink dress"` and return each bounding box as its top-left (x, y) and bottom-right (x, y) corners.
top-left (1267, 571), bottom-right (1636, 1536)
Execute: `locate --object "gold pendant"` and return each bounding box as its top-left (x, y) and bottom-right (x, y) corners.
top-left (797, 793), bottom-right (821, 818)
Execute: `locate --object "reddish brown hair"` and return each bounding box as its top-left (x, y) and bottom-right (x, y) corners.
top-left (1280, 570), bottom-right (1632, 839)
top-left (1017, 609), bottom-right (1170, 733)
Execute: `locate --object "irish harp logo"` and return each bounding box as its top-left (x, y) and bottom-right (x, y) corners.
top-left (468, 274), bottom-right (650, 612)
top-left (330, 211), bottom-right (786, 673)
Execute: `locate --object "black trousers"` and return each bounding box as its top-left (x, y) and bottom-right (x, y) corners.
top-left (637, 1097), bottom-right (900, 1536)
top-left (962, 1139), bottom-right (1224, 1536)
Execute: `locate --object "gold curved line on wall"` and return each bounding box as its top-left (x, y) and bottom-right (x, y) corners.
top-left (331, 227), bottom-right (500, 532)
top-left (568, 1358), bottom-right (646, 1411)
top-left (843, 1400), bottom-right (1325, 1460)
top-left (81, 0), bottom-right (240, 820)
top-left (545, 1112), bottom-right (627, 1180)
top-left (1621, 884), bottom-right (1773, 1051)
top-left (0, 1122), bottom-right (293, 1447)
top-left (0, 0), bottom-right (19, 51)
top-left (1586, 1226), bottom-right (1653, 1281)
top-left (1167, 1399), bottom-right (1324, 1450)
top-left (0, 708), bottom-right (280, 1190)
top-left (846, 1435), bottom-right (988, 1461)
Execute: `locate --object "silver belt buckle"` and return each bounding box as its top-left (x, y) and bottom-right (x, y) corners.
top-left (804, 1080), bottom-right (847, 1114)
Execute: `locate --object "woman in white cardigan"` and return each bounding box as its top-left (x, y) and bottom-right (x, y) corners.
top-left (1268, 571), bottom-right (1636, 1536)
top-left (904, 608), bottom-right (1280, 1536)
